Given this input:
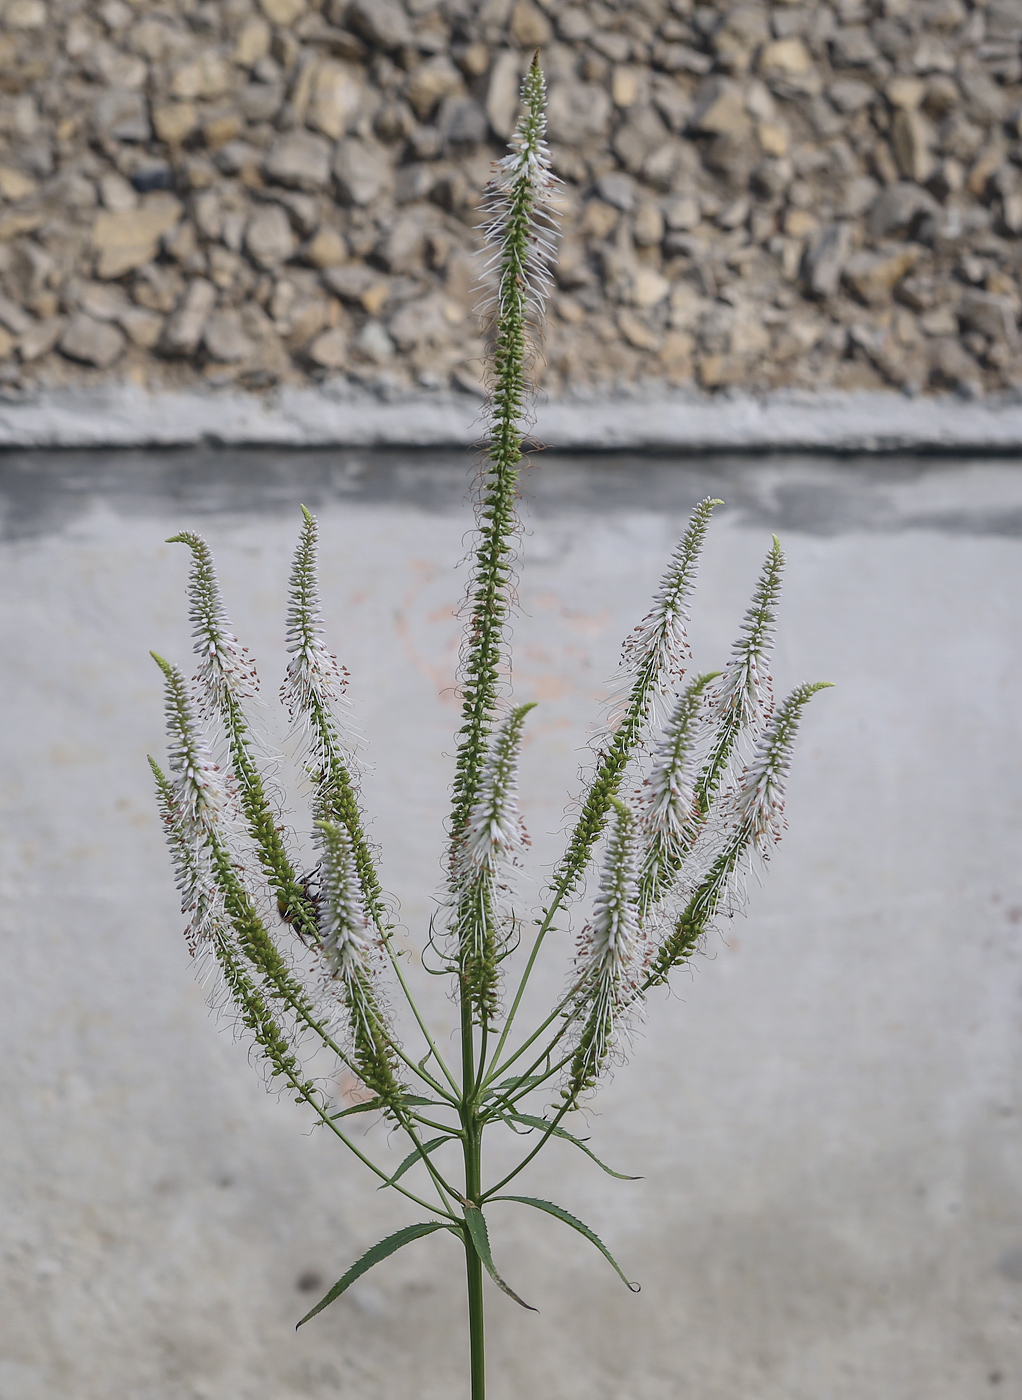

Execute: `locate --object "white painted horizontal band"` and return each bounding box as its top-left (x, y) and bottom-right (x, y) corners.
top-left (3, 382), bottom-right (1022, 452)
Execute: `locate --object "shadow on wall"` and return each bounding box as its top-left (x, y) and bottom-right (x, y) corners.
top-left (4, 446), bottom-right (1022, 542)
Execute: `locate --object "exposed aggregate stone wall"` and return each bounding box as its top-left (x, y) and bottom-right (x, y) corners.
top-left (0, 0), bottom-right (1020, 400)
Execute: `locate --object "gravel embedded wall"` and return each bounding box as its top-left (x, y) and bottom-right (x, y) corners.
top-left (0, 0), bottom-right (1021, 401)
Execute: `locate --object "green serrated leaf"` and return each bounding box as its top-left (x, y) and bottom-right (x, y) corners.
top-left (329, 1099), bottom-right (384, 1119)
top-left (296, 1222), bottom-right (451, 1328)
top-left (500, 1113), bottom-right (641, 1181)
top-left (462, 1205), bottom-right (537, 1311)
top-left (379, 1136), bottom-right (452, 1189)
top-left (482, 1075), bottom-right (546, 1103)
top-left (329, 1093), bottom-right (439, 1121)
top-left (491, 1196), bottom-right (639, 1293)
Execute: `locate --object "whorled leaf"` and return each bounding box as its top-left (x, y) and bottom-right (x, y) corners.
top-left (296, 1222), bottom-right (454, 1328)
top-left (489, 1196), bottom-right (639, 1293)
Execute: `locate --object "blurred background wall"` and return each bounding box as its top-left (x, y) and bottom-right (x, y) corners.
top-left (3, 1), bottom-right (1022, 1396)
top-left (0, 0), bottom-right (1020, 401)
top-left (1, 447), bottom-right (1021, 1400)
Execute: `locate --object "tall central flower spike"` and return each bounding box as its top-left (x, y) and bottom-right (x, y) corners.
top-left (148, 60), bottom-right (828, 1400)
top-left (447, 56), bottom-right (559, 1025)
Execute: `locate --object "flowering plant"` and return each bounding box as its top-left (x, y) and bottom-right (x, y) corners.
top-left (150, 60), bottom-right (827, 1400)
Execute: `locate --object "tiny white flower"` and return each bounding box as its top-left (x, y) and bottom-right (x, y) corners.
top-left (460, 706), bottom-right (531, 877)
top-left (735, 681), bottom-right (830, 856)
top-left (159, 659), bottom-right (226, 837)
top-left (316, 819), bottom-right (372, 981)
top-left (580, 802), bottom-right (641, 993)
top-left (479, 59), bottom-right (561, 333)
top-left (169, 532), bottom-right (259, 714)
top-left (708, 536), bottom-right (784, 732)
top-left (281, 508), bottom-right (349, 721)
top-left (567, 799), bottom-right (644, 1097)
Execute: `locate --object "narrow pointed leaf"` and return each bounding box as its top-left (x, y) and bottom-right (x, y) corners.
top-left (379, 1136), bottom-right (453, 1189)
top-left (491, 1196), bottom-right (639, 1292)
top-left (329, 1098), bottom-right (385, 1119)
top-left (482, 1075), bottom-right (547, 1103)
top-left (462, 1204), bottom-right (537, 1311)
top-left (329, 1093), bottom-right (439, 1120)
top-left (499, 1113), bottom-right (641, 1180)
top-left (296, 1222), bottom-right (450, 1328)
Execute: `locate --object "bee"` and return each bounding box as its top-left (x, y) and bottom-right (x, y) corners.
top-left (277, 864), bottom-right (323, 945)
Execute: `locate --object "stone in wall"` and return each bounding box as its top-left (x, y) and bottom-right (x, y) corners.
top-left (0, 0), bottom-right (1019, 400)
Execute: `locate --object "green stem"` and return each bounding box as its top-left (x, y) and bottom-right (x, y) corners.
top-left (388, 1032), bottom-right (459, 1103)
top-left (383, 947), bottom-right (462, 1099)
top-left (466, 1231), bottom-right (486, 1400)
top-left (480, 1097), bottom-right (575, 1200)
top-left (460, 929), bottom-right (486, 1399)
top-left (501, 1047), bottom-right (575, 1108)
top-left (463, 1119), bottom-right (485, 1400)
top-left (485, 897), bottom-right (567, 1074)
top-left (217, 937), bottom-right (455, 1220)
top-left (409, 1112), bottom-right (463, 1135)
top-left (321, 1108), bottom-right (453, 1218)
top-left (483, 977), bottom-right (579, 1091)
top-left (474, 1020), bottom-right (490, 1097)
top-left (464, 1226), bottom-right (484, 1400)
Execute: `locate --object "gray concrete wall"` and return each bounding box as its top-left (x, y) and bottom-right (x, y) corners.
top-left (2, 448), bottom-right (1022, 1400)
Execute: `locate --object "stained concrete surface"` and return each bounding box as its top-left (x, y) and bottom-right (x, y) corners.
top-left (5, 384), bottom-right (1022, 452)
top-left (1, 448), bottom-right (1021, 1400)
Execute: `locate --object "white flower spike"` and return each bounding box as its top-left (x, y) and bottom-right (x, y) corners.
top-left (315, 818), bottom-right (373, 982)
top-left (737, 682), bottom-right (833, 858)
top-left (565, 798), bottom-right (643, 1103)
top-left (167, 531), bottom-right (258, 716)
top-left (281, 505), bottom-right (349, 723)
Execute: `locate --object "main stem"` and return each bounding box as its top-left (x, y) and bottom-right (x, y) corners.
top-left (451, 60), bottom-right (551, 1400)
top-left (466, 1251), bottom-right (486, 1400)
top-left (462, 1004), bottom-right (486, 1400)
top-left (464, 1135), bottom-right (485, 1400)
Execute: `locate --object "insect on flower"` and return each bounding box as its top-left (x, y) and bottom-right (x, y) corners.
top-left (277, 865), bottom-right (323, 944)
